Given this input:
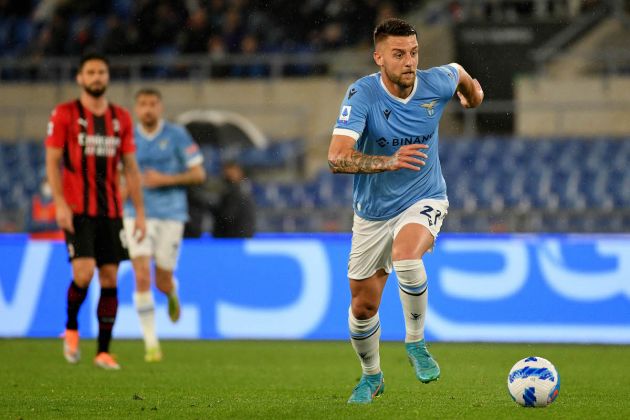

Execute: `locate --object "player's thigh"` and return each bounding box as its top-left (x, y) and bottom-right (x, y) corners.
top-left (153, 220), bottom-right (184, 272)
top-left (348, 214), bottom-right (394, 280)
top-left (65, 215), bottom-right (96, 260)
top-left (123, 217), bottom-right (154, 260)
top-left (392, 224), bottom-right (435, 261)
top-left (94, 217), bottom-right (129, 267)
top-left (392, 199), bottom-right (448, 260)
top-left (65, 216), bottom-right (97, 285)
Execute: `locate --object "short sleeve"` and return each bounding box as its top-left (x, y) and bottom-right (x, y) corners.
top-left (118, 108), bottom-right (136, 154)
top-left (44, 106), bottom-right (69, 148)
top-left (332, 82), bottom-right (370, 141)
top-left (435, 65), bottom-right (459, 100)
top-left (175, 126), bottom-right (204, 168)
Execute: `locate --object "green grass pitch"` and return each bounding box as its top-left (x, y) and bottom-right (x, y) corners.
top-left (1, 339), bottom-right (629, 419)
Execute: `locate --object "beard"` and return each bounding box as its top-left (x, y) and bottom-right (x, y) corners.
top-left (84, 83), bottom-right (107, 98)
top-left (385, 69), bottom-right (415, 89)
top-left (140, 115), bottom-right (158, 129)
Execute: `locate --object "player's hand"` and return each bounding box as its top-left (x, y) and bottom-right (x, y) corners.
top-left (390, 144), bottom-right (429, 171)
top-left (133, 215), bottom-right (146, 242)
top-left (457, 78), bottom-right (484, 108)
top-left (55, 200), bottom-right (74, 233)
top-left (142, 169), bottom-right (171, 188)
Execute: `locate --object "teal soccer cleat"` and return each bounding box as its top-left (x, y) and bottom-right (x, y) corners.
top-left (347, 372), bottom-right (385, 404)
top-left (406, 340), bottom-right (440, 383)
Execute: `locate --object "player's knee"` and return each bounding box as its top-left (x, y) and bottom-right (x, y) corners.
top-left (392, 245), bottom-right (426, 262)
top-left (394, 259), bottom-right (427, 291)
top-left (99, 277), bottom-right (117, 288)
top-left (131, 259), bottom-right (151, 290)
top-left (73, 262), bottom-right (95, 285)
top-left (351, 299), bottom-right (379, 320)
top-left (98, 265), bottom-right (118, 288)
top-left (135, 274), bottom-right (151, 292)
top-left (73, 270), bottom-right (94, 285)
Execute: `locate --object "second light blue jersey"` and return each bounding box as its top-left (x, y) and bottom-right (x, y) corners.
top-left (332, 65), bottom-right (459, 221)
top-left (124, 120), bottom-right (203, 222)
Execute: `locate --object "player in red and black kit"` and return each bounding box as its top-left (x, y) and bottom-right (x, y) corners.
top-left (45, 53), bottom-right (146, 370)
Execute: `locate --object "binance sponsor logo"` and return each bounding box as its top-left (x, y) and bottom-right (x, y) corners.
top-left (375, 132), bottom-right (434, 148)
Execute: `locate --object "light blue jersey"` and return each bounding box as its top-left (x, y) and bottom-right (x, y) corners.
top-left (333, 65), bottom-right (459, 221)
top-left (124, 120), bottom-right (203, 222)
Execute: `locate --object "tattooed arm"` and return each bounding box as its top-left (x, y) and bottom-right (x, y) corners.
top-left (327, 135), bottom-right (429, 174)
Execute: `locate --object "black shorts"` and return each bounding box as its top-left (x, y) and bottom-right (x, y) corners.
top-left (64, 215), bottom-right (129, 267)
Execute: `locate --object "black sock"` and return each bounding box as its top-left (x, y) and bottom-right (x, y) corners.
top-left (66, 280), bottom-right (88, 330)
top-left (97, 287), bottom-right (118, 354)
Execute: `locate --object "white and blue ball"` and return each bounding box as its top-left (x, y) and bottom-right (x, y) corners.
top-left (507, 356), bottom-right (560, 407)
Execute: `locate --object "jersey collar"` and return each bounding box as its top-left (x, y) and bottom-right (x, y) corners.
top-left (137, 119), bottom-right (165, 141)
top-left (379, 72), bottom-right (418, 105)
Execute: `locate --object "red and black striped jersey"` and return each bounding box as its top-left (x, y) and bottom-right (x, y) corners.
top-left (45, 99), bottom-right (135, 218)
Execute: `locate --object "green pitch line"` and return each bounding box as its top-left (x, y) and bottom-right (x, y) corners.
top-left (0, 339), bottom-right (629, 419)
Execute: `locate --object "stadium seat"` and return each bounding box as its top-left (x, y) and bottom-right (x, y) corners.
top-left (1, 137), bottom-right (628, 232)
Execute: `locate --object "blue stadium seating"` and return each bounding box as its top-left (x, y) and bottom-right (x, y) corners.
top-left (248, 137), bottom-right (629, 232)
top-left (1, 137), bottom-right (628, 232)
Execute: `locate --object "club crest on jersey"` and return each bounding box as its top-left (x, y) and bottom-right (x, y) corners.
top-left (420, 100), bottom-right (438, 117)
top-left (159, 139), bottom-right (168, 150)
top-left (338, 105), bottom-right (352, 124)
top-left (112, 119), bottom-right (120, 133)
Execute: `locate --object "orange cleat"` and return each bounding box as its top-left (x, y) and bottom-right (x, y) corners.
top-left (63, 329), bottom-right (80, 364)
top-left (94, 352), bottom-right (121, 370)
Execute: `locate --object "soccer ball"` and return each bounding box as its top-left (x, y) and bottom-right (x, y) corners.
top-left (507, 356), bottom-right (560, 407)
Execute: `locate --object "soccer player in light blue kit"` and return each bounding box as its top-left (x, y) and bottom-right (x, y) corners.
top-left (123, 88), bottom-right (206, 362)
top-left (328, 18), bottom-right (484, 404)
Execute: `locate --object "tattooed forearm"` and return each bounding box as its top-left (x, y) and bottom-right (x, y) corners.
top-left (328, 150), bottom-right (393, 174)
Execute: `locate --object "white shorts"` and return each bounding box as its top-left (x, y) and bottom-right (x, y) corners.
top-left (123, 218), bottom-right (184, 271)
top-left (347, 199), bottom-right (448, 280)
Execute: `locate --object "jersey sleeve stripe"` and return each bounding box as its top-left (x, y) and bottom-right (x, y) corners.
top-left (447, 63), bottom-right (461, 85)
top-left (186, 155), bottom-right (204, 168)
top-left (332, 128), bottom-right (360, 141)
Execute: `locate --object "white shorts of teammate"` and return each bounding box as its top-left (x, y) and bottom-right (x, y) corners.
top-left (348, 198), bottom-right (448, 280)
top-left (123, 218), bottom-right (184, 270)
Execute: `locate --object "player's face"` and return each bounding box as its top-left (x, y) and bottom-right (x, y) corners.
top-left (76, 59), bottom-right (109, 98)
top-left (374, 35), bottom-right (419, 89)
top-left (134, 94), bottom-right (163, 127)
